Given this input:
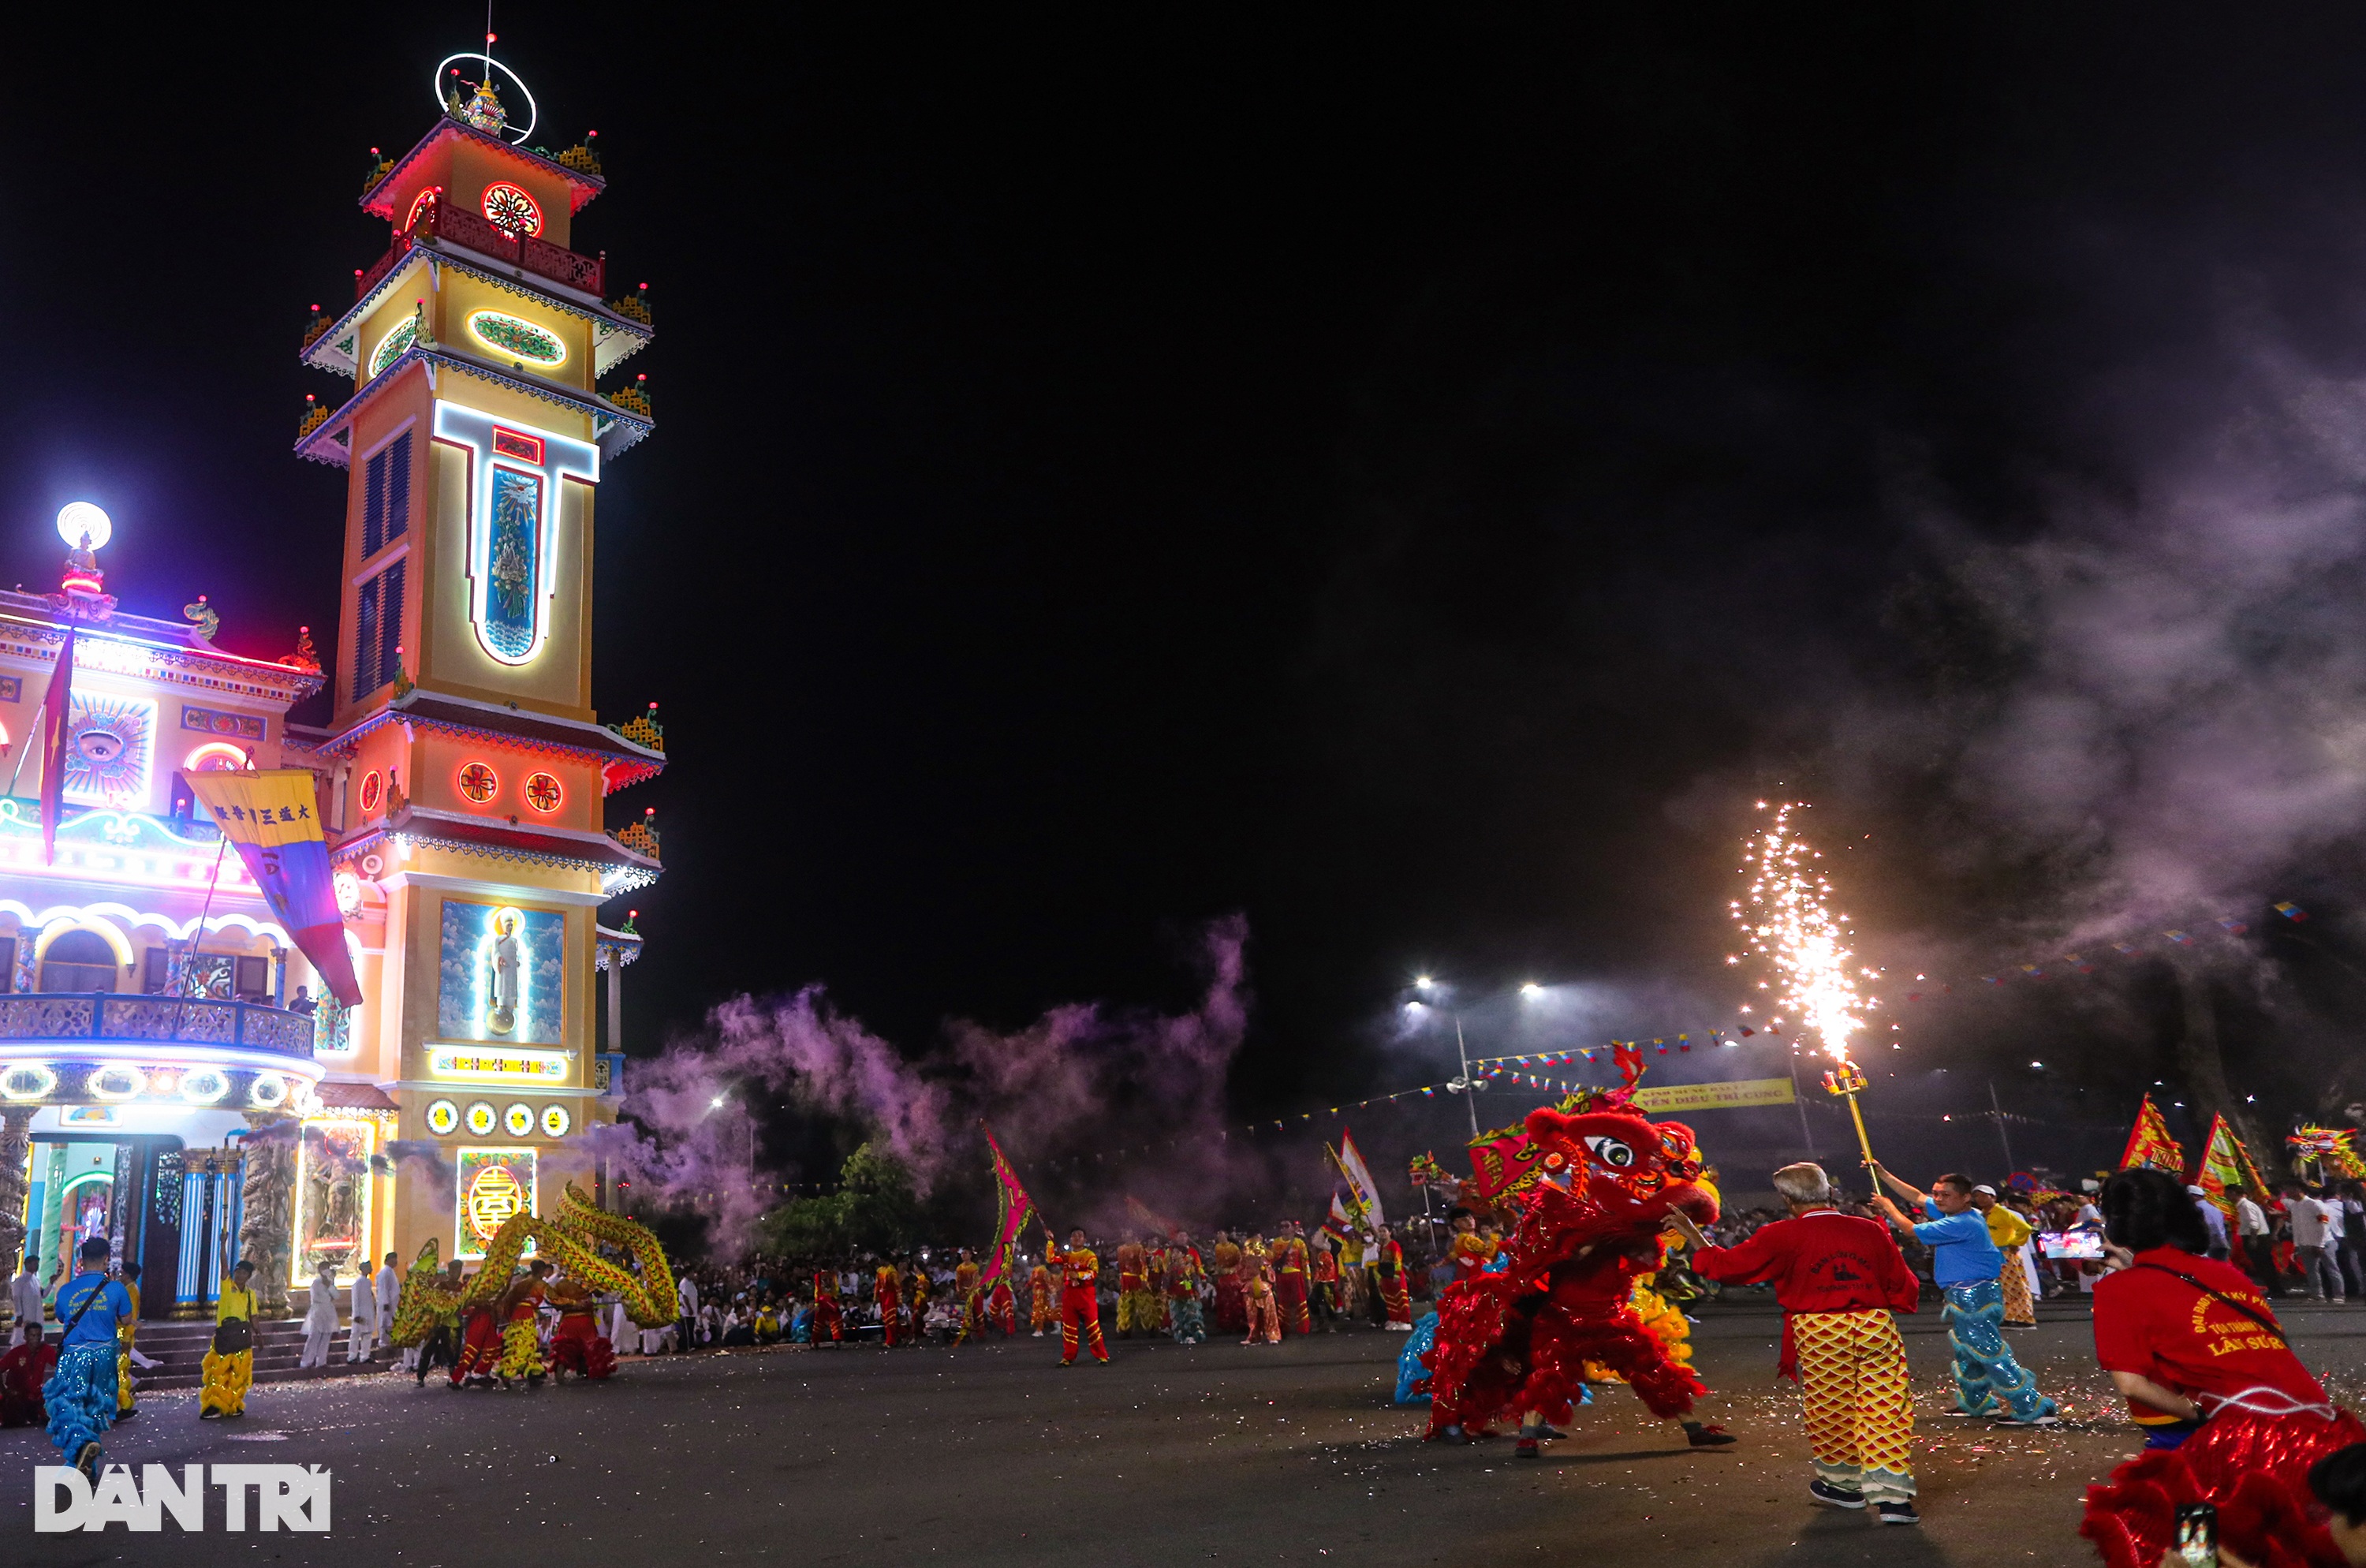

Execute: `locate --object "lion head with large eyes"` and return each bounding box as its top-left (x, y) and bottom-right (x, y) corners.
top-left (1519, 1104), bottom-right (1720, 1234)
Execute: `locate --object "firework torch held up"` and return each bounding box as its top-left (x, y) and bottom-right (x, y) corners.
top-left (1822, 1058), bottom-right (1877, 1169)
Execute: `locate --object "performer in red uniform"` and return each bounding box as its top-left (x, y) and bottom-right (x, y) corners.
top-left (1051, 1227), bottom-right (1110, 1365)
top-left (0, 1322), bottom-right (54, 1427)
top-left (813, 1267), bottom-right (844, 1345)
top-left (986, 1271), bottom-right (1018, 1337)
top-left (545, 1277), bottom-right (618, 1382)
top-left (451, 1288), bottom-right (502, 1387)
top-left (1210, 1231), bottom-right (1246, 1333)
top-left (1310, 1236), bottom-right (1343, 1331)
top-left (875, 1262), bottom-right (903, 1348)
top-left (1274, 1223), bottom-right (1312, 1335)
top-left (1372, 1225), bottom-right (1413, 1329)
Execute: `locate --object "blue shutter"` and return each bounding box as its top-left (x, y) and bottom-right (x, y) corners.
top-left (385, 431), bottom-right (412, 544)
top-left (353, 571), bottom-right (382, 698)
top-left (361, 446), bottom-right (386, 560)
top-left (379, 558), bottom-right (407, 688)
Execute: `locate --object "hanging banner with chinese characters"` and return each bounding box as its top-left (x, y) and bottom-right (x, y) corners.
top-left (1629, 1077), bottom-right (1797, 1113)
top-left (184, 768), bottom-right (361, 1006)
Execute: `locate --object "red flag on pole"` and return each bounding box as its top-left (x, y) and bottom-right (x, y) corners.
top-left (2118, 1093), bottom-right (2186, 1173)
top-left (35, 629), bottom-right (73, 866)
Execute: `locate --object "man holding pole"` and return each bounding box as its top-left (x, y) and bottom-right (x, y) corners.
top-left (1671, 1163), bottom-right (1923, 1524)
top-left (1868, 1164), bottom-right (2058, 1425)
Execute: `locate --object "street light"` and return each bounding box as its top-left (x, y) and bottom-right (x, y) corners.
top-left (1412, 978), bottom-right (1487, 1136)
top-left (1519, 981), bottom-right (1544, 998)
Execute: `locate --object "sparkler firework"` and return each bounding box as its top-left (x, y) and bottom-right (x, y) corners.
top-left (1730, 801), bottom-right (1877, 1063)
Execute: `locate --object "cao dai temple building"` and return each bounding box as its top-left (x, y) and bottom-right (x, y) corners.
top-left (0, 63), bottom-right (665, 1313)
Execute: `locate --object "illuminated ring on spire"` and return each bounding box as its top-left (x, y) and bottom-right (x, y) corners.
top-left (56, 502), bottom-right (110, 551)
top-left (431, 53), bottom-right (538, 145)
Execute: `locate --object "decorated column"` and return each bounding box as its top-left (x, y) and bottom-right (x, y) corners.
top-left (0, 1107), bottom-right (31, 1271)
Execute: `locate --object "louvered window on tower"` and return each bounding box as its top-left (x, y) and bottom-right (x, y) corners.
top-left (360, 430), bottom-right (412, 559)
top-left (353, 557), bottom-right (407, 700)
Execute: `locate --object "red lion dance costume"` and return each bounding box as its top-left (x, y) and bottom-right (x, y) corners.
top-left (1424, 1101), bottom-right (1719, 1439)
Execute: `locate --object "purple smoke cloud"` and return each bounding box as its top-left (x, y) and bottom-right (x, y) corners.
top-left (592, 916), bottom-right (1252, 1252)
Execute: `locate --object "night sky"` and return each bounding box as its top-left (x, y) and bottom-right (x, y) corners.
top-left (13, 12), bottom-right (2366, 1185)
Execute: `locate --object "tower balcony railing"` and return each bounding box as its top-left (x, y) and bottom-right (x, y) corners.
top-left (0, 993), bottom-right (316, 1060)
top-left (354, 196), bottom-right (605, 304)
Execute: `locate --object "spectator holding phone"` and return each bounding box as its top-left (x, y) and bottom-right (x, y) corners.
top-left (2081, 1168), bottom-right (2364, 1568)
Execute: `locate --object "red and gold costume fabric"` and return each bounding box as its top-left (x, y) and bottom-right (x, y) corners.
top-left (496, 1281), bottom-right (549, 1381)
top-left (955, 1260), bottom-right (983, 1338)
top-left (814, 1269), bottom-right (843, 1343)
top-left (987, 1276), bottom-right (1017, 1335)
top-left (1274, 1234), bottom-right (1312, 1335)
top-left (1116, 1242), bottom-right (1159, 1335)
top-left (548, 1306), bottom-right (617, 1379)
top-left (1028, 1264), bottom-right (1054, 1332)
top-left (1211, 1240), bottom-right (1245, 1332)
top-left (1053, 1241), bottom-right (1109, 1364)
top-left (905, 1268), bottom-right (931, 1328)
top-left (1240, 1248), bottom-right (1281, 1344)
top-left (2082, 1248), bottom-right (2361, 1568)
top-left (1447, 1230), bottom-right (1499, 1284)
top-left (875, 1265), bottom-right (904, 1347)
top-left (1423, 1103), bottom-right (1719, 1436)
top-left (452, 1305), bottom-right (503, 1385)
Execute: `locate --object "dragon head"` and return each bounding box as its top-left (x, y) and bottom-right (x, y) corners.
top-left (1520, 1103), bottom-right (1720, 1237)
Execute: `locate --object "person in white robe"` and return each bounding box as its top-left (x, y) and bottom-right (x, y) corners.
top-left (373, 1252), bottom-right (404, 1368)
top-left (347, 1264), bottom-right (378, 1362)
top-left (9, 1254), bottom-right (44, 1346)
top-left (300, 1263), bottom-right (340, 1368)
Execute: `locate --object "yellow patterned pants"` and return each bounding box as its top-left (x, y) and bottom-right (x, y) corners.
top-left (1118, 1290), bottom-right (1163, 1335)
top-left (1792, 1309), bottom-right (1915, 1502)
top-left (496, 1317), bottom-right (546, 1381)
top-left (199, 1349), bottom-right (252, 1418)
top-left (1999, 1256), bottom-right (2036, 1326)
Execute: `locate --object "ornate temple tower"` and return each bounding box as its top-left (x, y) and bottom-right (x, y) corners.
top-left (295, 61), bottom-right (664, 1267)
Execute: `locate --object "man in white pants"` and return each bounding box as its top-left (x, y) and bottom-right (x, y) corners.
top-left (9, 1253), bottom-right (43, 1346)
top-left (374, 1253), bottom-right (401, 1366)
top-left (347, 1263), bottom-right (378, 1362)
top-left (300, 1262), bottom-right (340, 1368)
top-left (675, 1272), bottom-right (699, 1354)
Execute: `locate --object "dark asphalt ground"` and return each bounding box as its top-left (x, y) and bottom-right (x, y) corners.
top-left (9, 1292), bottom-right (2366, 1566)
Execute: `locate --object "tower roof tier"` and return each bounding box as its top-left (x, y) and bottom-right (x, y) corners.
top-left (333, 804), bottom-right (661, 895)
top-left (293, 342), bottom-right (655, 469)
top-left (315, 689), bottom-right (666, 796)
top-left (306, 243), bottom-right (649, 380)
top-left (0, 600), bottom-right (325, 704)
top-left (360, 116), bottom-right (606, 222)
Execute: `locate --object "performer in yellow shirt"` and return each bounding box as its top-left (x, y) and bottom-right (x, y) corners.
top-left (199, 1262), bottom-right (258, 1420)
top-left (1972, 1186), bottom-right (2038, 1327)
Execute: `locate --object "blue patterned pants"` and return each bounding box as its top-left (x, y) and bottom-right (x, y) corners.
top-left (1942, 1278), bottom-right (2055, 1421)
top-left (1168, 1297), bottom-right (1207, 1344)
top-left (43, 1342), bottom-right (118, 1461)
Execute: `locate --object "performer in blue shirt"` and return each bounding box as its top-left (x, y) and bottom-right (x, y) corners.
top-left (43, 1238), bottom-right (133, 1478)
top-left (1871, 1165), bottom-right (2058, 1425)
